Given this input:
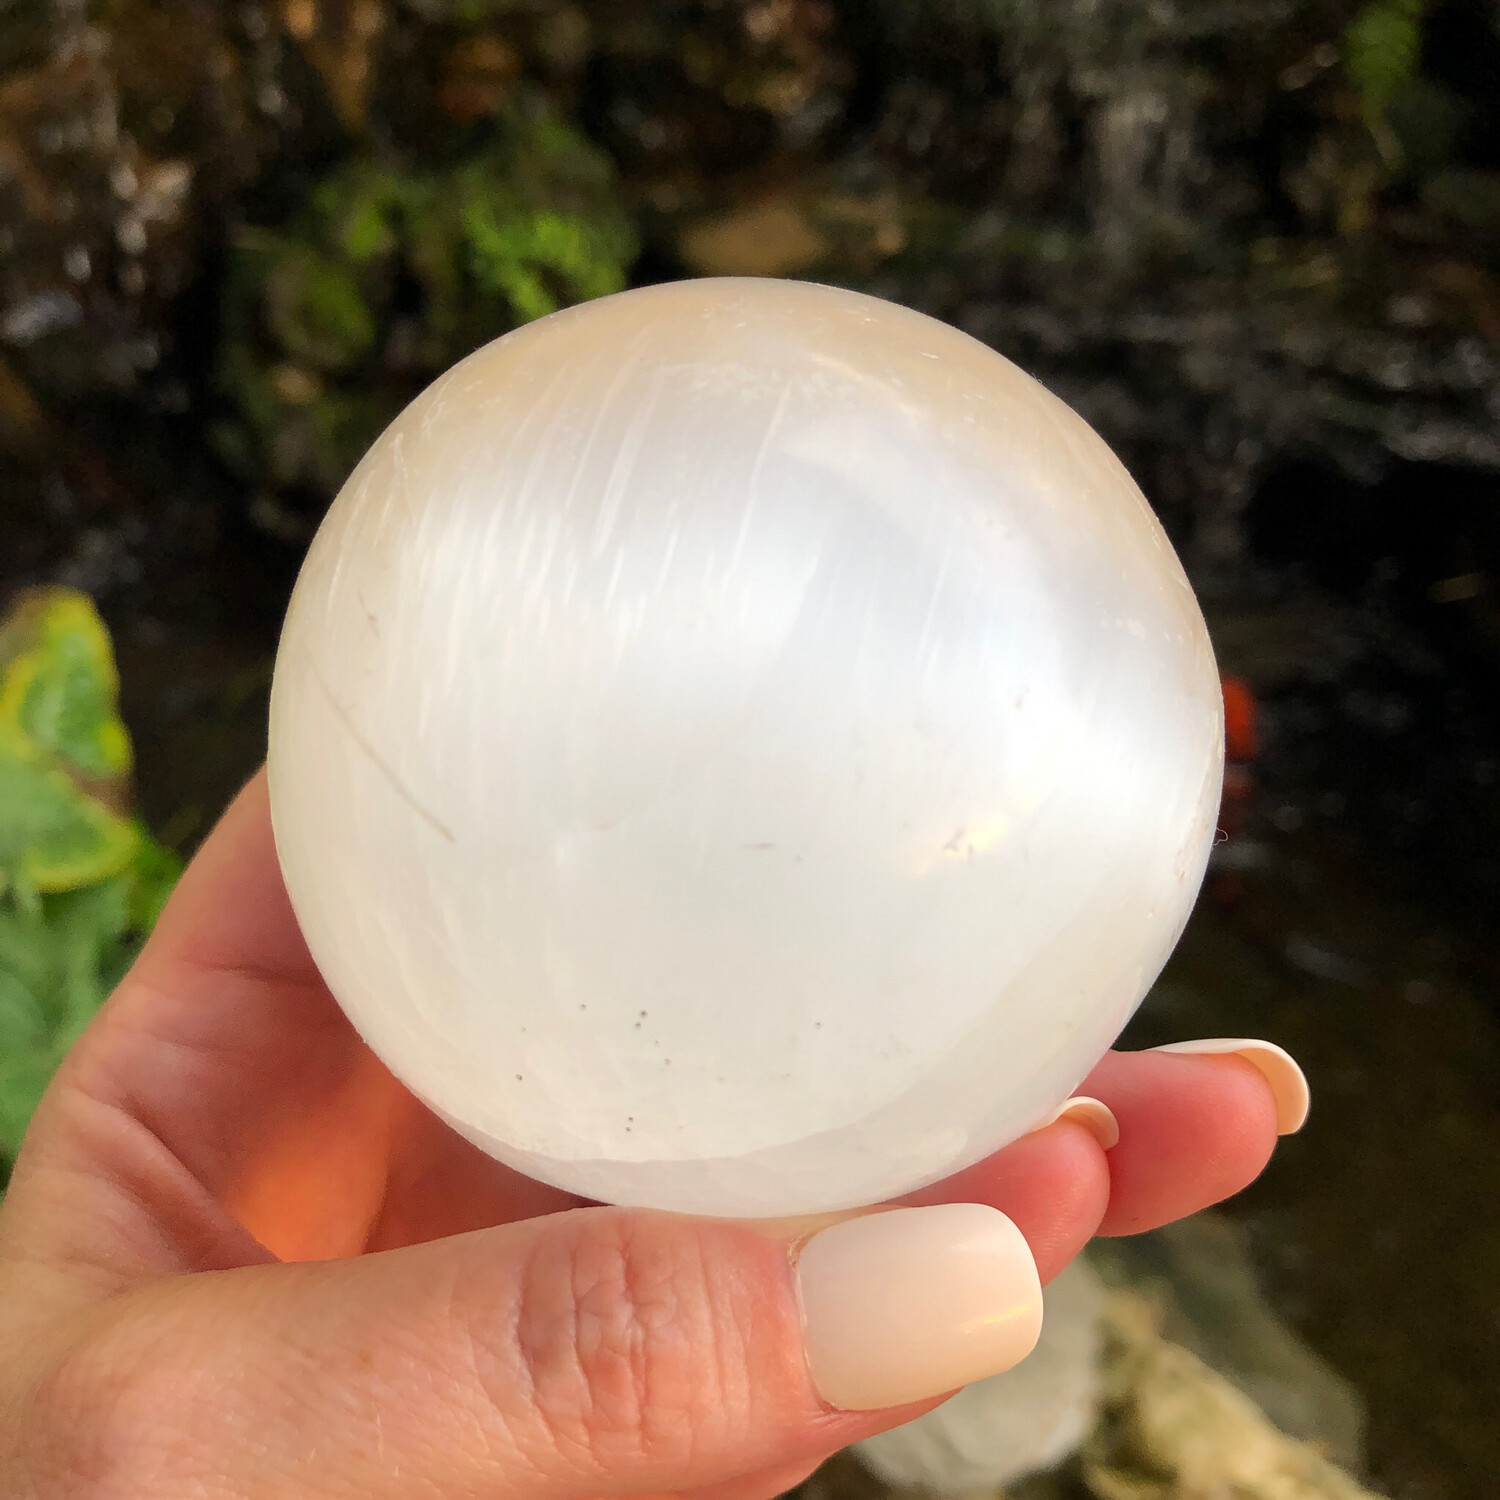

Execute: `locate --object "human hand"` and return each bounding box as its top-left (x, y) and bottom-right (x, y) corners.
top-left (0, 771), bottom-right (1304, 1498)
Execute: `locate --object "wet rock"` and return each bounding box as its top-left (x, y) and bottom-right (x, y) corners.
top-left (676, 178), bottom-right (914, 279)
top-left (277, 0), bottom-right (388, 135)
top-left (1089, 1215), bottom-right (1366, 1470)
top-left (587, 0), bottom-right (853, 195)
top-left (1082, 1290), bottom-right (1382, 1500)
top-left (0, 3), bottom-right (273, 409)
top-left (806, 0), bottom-right (1500, 619)
top-left (678, 194), bottom-right (828, 277)
top-left (435, 33), bottom-right (523, 123)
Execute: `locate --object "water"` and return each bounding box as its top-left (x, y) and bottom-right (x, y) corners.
top-left (1135, 828), bottom-right (1500, 1500)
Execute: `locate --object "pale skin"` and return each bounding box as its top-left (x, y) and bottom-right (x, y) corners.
top-left (0, 771), bottom-right (1284, 1498)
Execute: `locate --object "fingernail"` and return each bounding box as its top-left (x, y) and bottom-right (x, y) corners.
top-left (1036, 1095), bottom-right (1119, 1150)
top-left (1151, 1038), bottom-right (1310, 1135)
top-left (794, 1203), bottom-right (1042, 1410)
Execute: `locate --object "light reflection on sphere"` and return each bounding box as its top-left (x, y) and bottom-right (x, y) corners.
top-left (267, 278), bottom-right (1224, 1218)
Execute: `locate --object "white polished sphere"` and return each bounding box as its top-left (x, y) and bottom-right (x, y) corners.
top-left (268, 278), bottom-right (1223, 1218)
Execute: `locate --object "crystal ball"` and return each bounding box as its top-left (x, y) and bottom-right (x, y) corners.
top-left (267, 278), bottom-right (1224, 1218)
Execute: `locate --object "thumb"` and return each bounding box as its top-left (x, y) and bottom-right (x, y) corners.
top-left (52, 1203), bottom-right (1041, 1499)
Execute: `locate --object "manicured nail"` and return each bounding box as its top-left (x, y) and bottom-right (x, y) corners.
top-left (794, 1203), bottom-right (1043, 1410)
top-left (1036, 1095), bottom-right (1119, 1150)
top-left (1151, 1039), bottom-right (1310, 1135)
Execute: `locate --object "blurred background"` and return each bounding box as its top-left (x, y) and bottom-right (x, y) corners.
top-left (0, 1), bottom-right (1496, 1497)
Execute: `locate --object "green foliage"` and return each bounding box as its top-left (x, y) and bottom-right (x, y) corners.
top-left (460, 120), bottom-right (638, 321)
top-left (0, 589), bottom-right (180, 1167)
top-left (262, 244), bottom-right (381, 375)
top-left (0, 589), bottom-right (132, 784)
top-left (216, 107), bottom-right (638, 511)
top-left (467, 207), bottom-right (611, 321)
top-left (1344, 0), bottom-right (1428, 134)
top-left (0, 753), bottom-right (140, 903)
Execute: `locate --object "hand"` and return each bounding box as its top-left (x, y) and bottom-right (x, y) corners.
top-left (0, 771), bottom-right (1299, 1498)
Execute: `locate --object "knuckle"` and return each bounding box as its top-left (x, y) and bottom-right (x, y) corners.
top-left (504, 1214), bottom-right (766, 1477)
top-left (22, 1320), bottom-right (146, 1498)
top-left (20, 1303), bottom-right (213, 1500)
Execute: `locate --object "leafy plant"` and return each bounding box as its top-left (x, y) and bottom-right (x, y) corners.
top-left (215, 106), bottom-right (638, 518)
top-left (0, 589), bottom-right (180, 1171)
top-left (1344, 0), bottom-right (1429, 147)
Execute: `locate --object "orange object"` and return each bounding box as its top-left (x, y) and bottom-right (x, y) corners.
top-left (1221, 674), bottom-right (1258, 763)
top-left (1216, 676), bottom-right (1259, 867)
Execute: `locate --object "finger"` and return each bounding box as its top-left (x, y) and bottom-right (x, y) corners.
top-left (22, 770), bottom-right (366, 1228)
top-left (132, 772), bottom-right (586, 1245)
top-left (57, 1202), bottom-right (1049, 1500)
top-left (359, 1092), bottom-right (586, 1254)
top-left (220, 1046), bottom-right (586, 1262)
top-left (1081, 1049), bottom-right (1281, 1236)
top-left (135, 767), bottom-right (322, 983)
top-left (14, 772), bottom-right (579, 1284)
top-left (900, 1118), bottom-right (1111, 1284)
top-left (899, 1041), bottom-right (1289, 1257)
top-left (678, 1455), bottom-right (831, 1500)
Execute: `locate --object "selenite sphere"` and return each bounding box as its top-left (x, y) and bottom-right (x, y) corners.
top-left (267, 277), bottom-right (1224, 1218)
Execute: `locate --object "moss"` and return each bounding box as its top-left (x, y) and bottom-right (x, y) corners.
top-left (216, 106), bottom-right (638, 516)
top-left (1344, 0), bottom-right (1429, 133)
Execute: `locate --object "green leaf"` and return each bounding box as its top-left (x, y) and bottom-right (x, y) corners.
top-left (262, 243), bottom-right (380, 374)
top-left (0, 589), bottom-right (144, 901)
top-left (0, 588), bottom-right (182, 1173)
top-left (0, 589), bottom-right (132, 783)
top-left (126, 824), bottom-right (184, 934)
top-left (0, 749), bottom-right (140, 899)
top-left (0, 878), bottom-right (135, 1161)
top-left (1345, 0), bottom-right (1427, 125)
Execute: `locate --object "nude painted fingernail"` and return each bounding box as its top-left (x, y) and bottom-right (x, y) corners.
top-left (795, 1203), bottom-right (1042, 1411)
top-left (1036, 1095), bottom-right (1120, 1150)
top-left (1151, 1038), bottom-right (1310, 1135)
